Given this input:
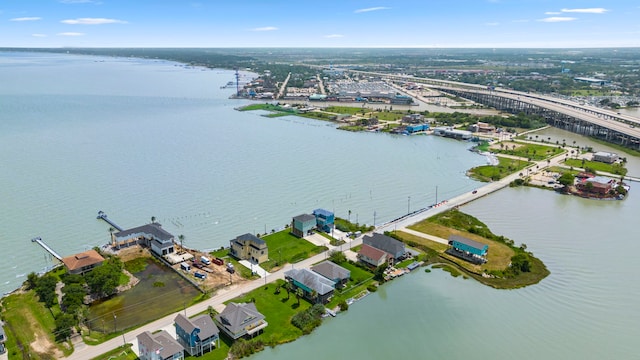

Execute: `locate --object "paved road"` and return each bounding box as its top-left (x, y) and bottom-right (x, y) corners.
top-left (66, 153), bottom-right (567, 359)
top-left (65, 234), bottom-right (365, 360)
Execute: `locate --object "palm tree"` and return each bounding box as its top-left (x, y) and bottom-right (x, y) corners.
top-left (295, 288), bottom-right (304, 306)
top-left (348, 209), bottom-right (351, 223)
top-left (178, 234), bottom-right (185, 251)
top-left (151, 216), bottom-right (156, 224)
top-left (310, 290), bottom-right (318, 304)
top-left (108, 227), bottom-right (115, 246)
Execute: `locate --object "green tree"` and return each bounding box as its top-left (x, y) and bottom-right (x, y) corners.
top-left (35, 274), bottom-right (57, 309)
top-left (178, 234), bottom-right (185, 251)
top-left (295, 287), bottom-right (304, 306)
top-left (54, 313), bottom-right (77, 341)
top-left (557, 173), bottom-right (575, 187)
top-left (373, 262), bottom-right (388, 282)
top-left (26, 272), bottom-right (39, 290)
top-left (328, 250), bottom-right (346, 264)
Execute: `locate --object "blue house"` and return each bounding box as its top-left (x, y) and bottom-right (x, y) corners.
top-left (291, 214), bottom-right (316, 238)
top-left (313, 209), bottom-right (334, 233)
top-left (447, 235), bottom-right (489, 264)
top-left (405, 124), bottom-right (429, 134)
top-left (174, 314), bottom-right (220, 357)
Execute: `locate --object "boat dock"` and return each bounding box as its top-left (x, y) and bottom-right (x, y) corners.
top-left (97, 211), bottom-right (123, 231)
top-left (31, 237), bottom-right (63, 261)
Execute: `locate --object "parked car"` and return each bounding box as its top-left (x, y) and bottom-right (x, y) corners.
top-left (213, 257), bottom-right (224, 266)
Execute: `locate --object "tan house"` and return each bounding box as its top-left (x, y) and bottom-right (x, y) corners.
top-left (229, 233), bottom-right (268, 264)
top-left (61, 249), bottom-right (105, 275)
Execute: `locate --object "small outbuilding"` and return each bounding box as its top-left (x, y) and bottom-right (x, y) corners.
top-left (592, 151), bottom-right (618, 164)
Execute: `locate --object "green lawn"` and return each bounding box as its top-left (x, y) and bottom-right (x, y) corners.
top-left (468, 156), bottom-right (531, 182)
top-left (323, 106), bottom-right (365, 115)
top-left (230, 280), bottom-right (310, 347)
top-left (338, 262), bottom-right (373, 284)
top-left (564, 158), bottom-right (627, 175)
top-left (493, 142), bottom-right (563, 160)
top-left (260, 230), bottom-right (326, 271)
top-left (1, 291), bottom-right (71, 359)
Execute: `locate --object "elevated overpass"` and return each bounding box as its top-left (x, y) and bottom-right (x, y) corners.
top-left (344, 69), bottom-right (640, 150)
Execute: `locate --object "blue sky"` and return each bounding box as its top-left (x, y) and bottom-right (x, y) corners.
top-left (1, 0), bottom-right (639, 48)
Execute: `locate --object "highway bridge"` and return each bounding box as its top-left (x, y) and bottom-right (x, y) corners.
top-left (342, 69), bottom-right (640, 150)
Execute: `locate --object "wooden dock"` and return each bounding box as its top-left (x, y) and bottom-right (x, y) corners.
top-left (97, 211), bottom-right (124, 231)
top-left (31, 237), bottom-right (63, 261)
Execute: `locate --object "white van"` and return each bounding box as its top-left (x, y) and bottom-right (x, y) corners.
top-left (180, 262), bottom-right (191, 272)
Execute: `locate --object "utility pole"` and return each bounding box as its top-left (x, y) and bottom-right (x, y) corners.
top-left (113, 313), bottom-right (117, 334)
top-left (408, 196), bottom-right (411, 214)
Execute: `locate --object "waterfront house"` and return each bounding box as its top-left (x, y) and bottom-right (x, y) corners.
top-left (577, 176), bottom-right (616, 195)
top-left (114, 223), bottom-right (175, 256)
top-left (284, 268), bottom-right (336, 304)
top-left (592, 151), bottom-right (619, 164)
top-left (61, 249), bottom-right (105, 275)
top-left (291, 214), bottom-right (317, 238)
top-left (174, 313), bottom-right (219, 357)
top-left (137, 330), bottom-right (184, 360)
top-left (313, 208), bottom-right (335, 233)
top-left (0, 321), bottom-right (6, 354)
top-left (311, 261), bottom-right (351, 288)
top-left (229, 233), bottom-right (268, 264)
top-left (357, 243), bottom-right (389, 268)
top-left (363, 233), bottom-right (406, 265)
top-left (214, 302), bottom-right (268, 340)
top-left (447, 235), bottom-right (488, 264)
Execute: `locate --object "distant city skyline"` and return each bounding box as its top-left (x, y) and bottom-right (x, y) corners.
top-left (1, 1), bottom-right (639, 48)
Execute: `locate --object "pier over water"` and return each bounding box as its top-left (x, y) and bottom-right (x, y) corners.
top-left (30, 237), bottom-right (63, 261)
top-left (97, 211), bottom-right (123, 231)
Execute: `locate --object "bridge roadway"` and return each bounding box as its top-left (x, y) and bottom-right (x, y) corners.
top-left (332, 68), bottom-right (640, 147)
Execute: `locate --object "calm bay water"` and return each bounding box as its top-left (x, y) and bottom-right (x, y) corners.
top-left (2, 52), bottom-right (639, 360)
top-left (0, 52), bottom-right (481, 295)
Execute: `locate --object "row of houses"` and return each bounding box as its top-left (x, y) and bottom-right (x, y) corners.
top-left (229, 209), bottom-right (336, 265)
top-left (137, 302), bottom-right (268, 360)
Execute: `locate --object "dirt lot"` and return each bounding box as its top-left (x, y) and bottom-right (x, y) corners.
top-left (115, 245), bottom-right (247, 293)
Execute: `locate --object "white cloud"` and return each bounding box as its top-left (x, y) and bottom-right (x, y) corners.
top-left (545, 12), bottom-right (561, 15)
top-left (484, 22), bottom-right (499, 26)
top-left (57, 32), bottom-right (84, 36)
top-left (10, 17), bottom-right (41, 21)
top-left (32, 34), bottom-right (47, 37)
top-left (250, 26), bottom-right (278, 31)
top-left (561, 8), bottom-right (608, 14)
top-left (538, 17), bottom-right (577, 23)
top-left (61, 18), bottom-right (126, 25)
top-left (354, 7), bottom-right (390, 13)
top-left (324, 34), bottom-right (344, 38)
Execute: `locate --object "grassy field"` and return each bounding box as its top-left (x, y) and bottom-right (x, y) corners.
top-left (564, 158), bottom-right (627, 175)
top-left (588, 137), bottom-right (640, 157)
top-left (493, 141), bottom-right (563, 160)
top-left (1, 291), bottom-right (71, 359)
top-left (402, 209), bottom-right (549, 289)
top-left (230, 280), bottom-right (310, 346)
top-left (260, 230), bottom-right (326, 271)
top-left (468, 156), bottom-right (531, 182)
top-left (323, 106), bottom-right (365, 115)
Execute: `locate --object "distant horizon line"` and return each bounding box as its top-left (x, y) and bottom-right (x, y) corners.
top-left (2, 46), bottom-right (640, 50)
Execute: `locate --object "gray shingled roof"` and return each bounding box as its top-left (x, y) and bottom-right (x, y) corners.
top-left (236, 233), bottom-right (265, 246)
top-left (190, 314), bottom-right (219, 340)
top-left (137, 330), bottom-right (183, 359)
top-left (293, 213), bottom-right (316, 223)
top-left (311, 261), bottom-right (350, 282)
top-left (284, 268), bottom-right (335, 295)
top-left (215, 302), bottom-right (264, 337)
top-left (363, 233), bottom-right (405, 256)
top-left (448, 235), bottom-right (487, 251)
top-left (115, 223), bottom-right (174, 241)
